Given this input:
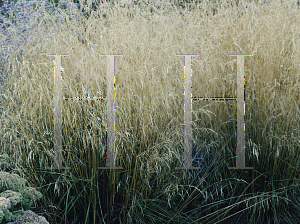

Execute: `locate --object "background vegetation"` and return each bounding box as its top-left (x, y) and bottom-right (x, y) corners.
top-left (0, 0), bottom-right (299, 223)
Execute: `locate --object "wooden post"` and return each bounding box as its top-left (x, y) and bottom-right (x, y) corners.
top-left (98, 55), bottom-right (123, 170)
top-left (45, 54), bottom-right (70, 170)
top-left (175, 53), bottom-right (254, 171)
top-left (175, 54), bottom-right (201, 170)
top-left (228, 54), bottom-right (254, 170)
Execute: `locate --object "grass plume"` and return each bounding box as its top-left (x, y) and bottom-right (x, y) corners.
top-left (0, 0), bottom-right (299, 223)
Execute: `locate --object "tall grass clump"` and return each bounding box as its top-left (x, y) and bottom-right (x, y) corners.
top-left (0, 0), bottom-right (299, 223)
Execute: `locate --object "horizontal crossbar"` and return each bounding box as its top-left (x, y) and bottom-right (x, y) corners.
top-left (62, 97), bottom-right (106, 100)
top-left (61, 97), bottom-right (237, 101)
top-left (193, 98), bottom-right (237, 100)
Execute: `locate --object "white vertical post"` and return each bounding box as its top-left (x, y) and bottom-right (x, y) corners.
top-left (228, 54), bottom-right (254, 170)
top-left (175, 54), bottom-right (201, 170)
top-left (98, 55), bottom-right (123, 170)
top-left (46, 54), bottom-right (70, 170)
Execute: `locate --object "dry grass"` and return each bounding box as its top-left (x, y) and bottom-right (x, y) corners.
top-left (0, 0), bottom-right (300, 223)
